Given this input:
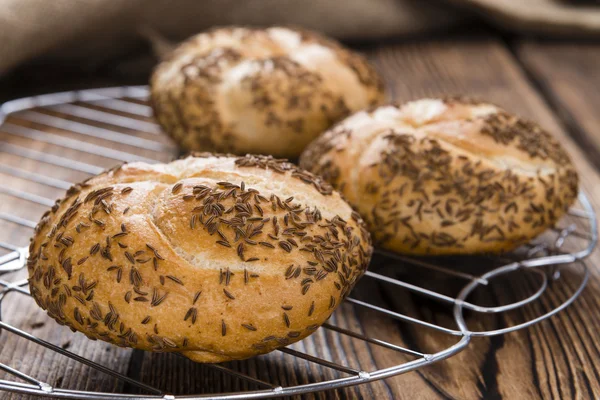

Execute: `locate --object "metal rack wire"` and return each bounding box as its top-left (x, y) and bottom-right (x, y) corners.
top-left (0, 87), bottom-right (596, 399)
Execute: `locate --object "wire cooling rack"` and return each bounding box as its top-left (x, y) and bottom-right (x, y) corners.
top-left (0, 86), bottom-right (596, 399)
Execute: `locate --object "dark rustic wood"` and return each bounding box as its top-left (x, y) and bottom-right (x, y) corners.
top-left (515, 40), bottom-right (600, 171)
top-left (0, 35), bottom-right (599, 400)
top-left (364, 36), bottom-right (600, 400)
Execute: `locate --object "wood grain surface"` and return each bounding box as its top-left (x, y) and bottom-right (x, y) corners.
top-left (516, 40), bottom-right (600, 170)
top-left (0, 35), bottom-right (599, 399)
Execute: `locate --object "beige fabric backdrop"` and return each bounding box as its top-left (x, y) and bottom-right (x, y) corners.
top-left (0, 0), bottom-right (599, 77)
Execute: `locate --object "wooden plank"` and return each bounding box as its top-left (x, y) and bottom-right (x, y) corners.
top-left (1, 36), bottom-right (599, 400)
top-left (362, 36), bottom-right (600, 400)
top-left (121, 38), bottom-right (600, 399)
top-left (515, 41), bottom-right (600, 170)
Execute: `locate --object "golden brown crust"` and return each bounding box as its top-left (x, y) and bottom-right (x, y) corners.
top-left (27, 155), bottom-right (372, 362)
top-left (150, 26), bottom-right (386, 158)
top-left (299, 98), bottom-right (579, 255)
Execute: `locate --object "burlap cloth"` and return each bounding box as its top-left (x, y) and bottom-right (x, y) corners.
top-left (0, 0), bottom-right (599, 76)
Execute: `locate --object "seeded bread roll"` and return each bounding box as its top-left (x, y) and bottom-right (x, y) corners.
top-left (300, 98), bottom-right (579, 255)
top-left (27, 154), bottom-right (372, 362)
top-left (150, 26), bottom-right (386, 159)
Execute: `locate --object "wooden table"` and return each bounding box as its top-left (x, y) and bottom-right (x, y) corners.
top-left (0, 33), bottom-right (599, 399)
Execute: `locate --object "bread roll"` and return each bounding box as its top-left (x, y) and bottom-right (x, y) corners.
top-left (300, 98), bottom-right (579, 255)
top-left (27, 154), bottom-right (372, 362)
top-left (150, 26), bottom-right (386, 159)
